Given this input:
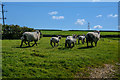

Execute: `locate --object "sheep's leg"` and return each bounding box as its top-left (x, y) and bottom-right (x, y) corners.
top-left (32, 41), bottom-right (37, 47)
top-left (24, 41), bottom-right (27, 45)
top-left (69, 43), bottom-right (72, 48)
top-left (91, 42), bottom-right (93, 47)
top-left (82, 39), bottom-right (84, 44)
top-left (50, 40), bottom-right (54, 47)
top-left (57, 42), bottom-right (59, 46)
top-left (83, 39), bottom-right (85, 44)
top-left (82, 40), bottom-right (84, 44)
top-left (78, 40), bottom-right (80, 44)
top-left (28, 42), bottom-right (30, 47)
top-left (65, 41), bottom-right (67, 48)
top-left (86, 40), bottom-right (88, 47)
top-left (20, 40), bottom-right (24, 47)
top-left (35, 41), bottom-right (37, 46)
top-left (72, 42), bottom-right (74, 48)
top-left (54, 43), bottom-right (56, 47)
top-left (95, 42), bottom-right (97, 46)
top-left (68, 43), bottom-right (70, 48)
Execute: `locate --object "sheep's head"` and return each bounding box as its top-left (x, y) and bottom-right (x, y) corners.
top-left (35, 30), bottom-right (40, 34)
top-left (58, 36), bottom-right (62, 39)
top-left (73, 34), bottom-right (77, 39)
top-left (94, 30), bottom-right (100, 34)
top-left (39, 30), bottom-right (42, 38)
top-left (77, 35), bottom-right (80, 37)
top-left (35, 30), bottom-right (41, 40)
top-left (98, 31), bottom-right (100, 34)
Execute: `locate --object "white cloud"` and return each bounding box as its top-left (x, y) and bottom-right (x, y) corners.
top-left (48, 11), bottom-right (58, 15)
top-left (94, 25), bottom-right (103, 29)
top-left (92, 0), bottom-right (101, 2)
top-left (108, 14), bottom-right (118, 18)
top-left (96, 15), bottom-right (102, 18)
top-left (75, 19), bottom-right (86, 25)
top-left (52, 16), bottom-right (64, 20)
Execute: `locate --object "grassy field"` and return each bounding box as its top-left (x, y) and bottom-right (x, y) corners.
top-left (2, 37), bottom-right (119, 78)
top-left (41, 30), bottom-right (119, 35)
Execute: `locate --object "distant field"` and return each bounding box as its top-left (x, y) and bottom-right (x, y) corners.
top-left (2, 37), bottom-right (119, 78)
top-left (41, 30), bottom-right (119, 36)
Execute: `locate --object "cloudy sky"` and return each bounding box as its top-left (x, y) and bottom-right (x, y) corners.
top-left (0, 1), bottom-right (119, 30)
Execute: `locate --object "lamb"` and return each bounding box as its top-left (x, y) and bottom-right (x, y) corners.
top-left (65, 34), bottom-right (77, 48)
top-left (20, 30), bottom-right (41, 47)
top-left (67, 36), bottom-right (73, 39)
top-left (77, 35), bottom-right (85, 44)
top-left (85, 31), bottom-right (100, 47)
top-left (50, 36), bottom-right (61, 47)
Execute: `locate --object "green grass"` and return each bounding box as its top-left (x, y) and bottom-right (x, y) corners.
top-left (2, 37), bottom-right (119, 78)
top-left (41, 30), bottom-right (119, 35)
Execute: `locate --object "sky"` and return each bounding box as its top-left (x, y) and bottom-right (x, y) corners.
top-left (0, 1), bottom-right (119, 31)
top-left (1, 0), bottom-right (120, 2)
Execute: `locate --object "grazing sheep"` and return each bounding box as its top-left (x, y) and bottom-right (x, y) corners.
top-left (85, 31), bottom-right (100, 47)
top-left (67, 36), bottom-right (73, 39)
top-left (50, 36), bottom-right (61, 47)
top-left (20, 30), bottom-right (42, 47)
top-left (65, 34), bottom-right (77, 48)
top-left (77, 35), bottom-right (85, 44)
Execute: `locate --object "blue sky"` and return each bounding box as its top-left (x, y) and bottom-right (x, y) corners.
top-left (0, 2), bottom-right (119, 30)
top-left (1, 0), bottom-right (120, 2)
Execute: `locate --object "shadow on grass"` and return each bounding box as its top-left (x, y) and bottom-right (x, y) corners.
top-left (111, 38), bottom-right (120, 40)
top-left (58, 47), bottom-right (73, 50)
top-left (31, 53), bottom-right (45, 57)
top-left (16, 46), bottom-right (33, 48)
top-left (78, 46), bottom-right (94, 49)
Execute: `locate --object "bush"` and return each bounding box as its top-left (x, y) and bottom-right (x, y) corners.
top-left (2, 24), bottom-right (35, 39)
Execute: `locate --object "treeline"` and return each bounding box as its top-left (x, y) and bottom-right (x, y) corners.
top-left (2, 24), bottom-right (35, 39)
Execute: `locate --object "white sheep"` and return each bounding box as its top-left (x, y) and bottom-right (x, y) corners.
top-left (85, 31), bottom-right (100, 47)
top-left (65, 34), bottom-right (77, 48)
top-left (20, 30), bottom-right (41, 47)
top-left (77, 35), bottom-right (85, 44)
top-left (67, 36), bottom-right (73, 39)
top-left (50, 36), bottom-right (61, 47)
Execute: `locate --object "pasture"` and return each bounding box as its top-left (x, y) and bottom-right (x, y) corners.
top-left (2, 36), bottom-right (119, 78)
top-left (41, 30), bottom-right (119, 36)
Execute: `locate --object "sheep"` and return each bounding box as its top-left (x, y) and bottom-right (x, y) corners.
top-left (77, 35), bottom-right (85, 44)
top-left (65, 34), bottom-right (77, 48)
top-left (67, 36), bottom-right (73, 39)
top-left (50, 36), bottom-right (61, 47)
top-left (85, 31), bottom-right (100, 47)
top-left (20, 30), bottom-right (42, 47)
